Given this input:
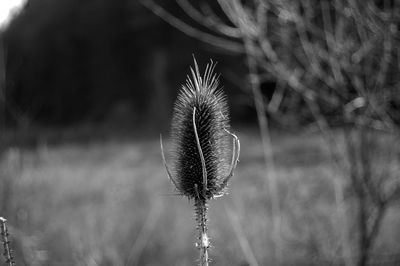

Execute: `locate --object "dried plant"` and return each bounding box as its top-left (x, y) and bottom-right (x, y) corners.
top-left (161, 58), bottom-right (240, 265)
top-left (0, 217), bottom-right (14, 266)
top-left (145, 1), bottom-right (400, 265)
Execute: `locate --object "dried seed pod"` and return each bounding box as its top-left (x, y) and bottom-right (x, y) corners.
top-left (160, 57), bottom-right (240, 266)
top-left (168, 58), bottom-right (235, 200)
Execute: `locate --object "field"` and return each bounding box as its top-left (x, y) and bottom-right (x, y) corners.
top-left (1, 127), bottom-right (400, 266)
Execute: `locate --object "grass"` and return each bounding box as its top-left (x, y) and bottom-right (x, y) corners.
top-left (1, 127), bottom-right (400, 265)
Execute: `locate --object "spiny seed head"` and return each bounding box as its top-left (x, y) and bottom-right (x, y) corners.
top-left (170, 58), bottom-right (231, 200)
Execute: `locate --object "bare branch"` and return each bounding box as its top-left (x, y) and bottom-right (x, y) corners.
top-left (177, 0), bottom-right (242, 38)
top-left (141, 0), bottom-right (244, 53)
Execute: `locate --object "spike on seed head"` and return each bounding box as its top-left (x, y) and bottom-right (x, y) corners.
top-left (169, 57), bottom-right (235, 200)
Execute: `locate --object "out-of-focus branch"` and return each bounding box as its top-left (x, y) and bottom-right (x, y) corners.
top-left (374, 24), bottom-right (393, 91)
top-left (199, 3), bottom-right (242, 38)
top-left (225, 204), bottom-right (259, 266)
top-left (243, 36), bottom-right (282, 265)
top-left (140, 0), bottom-right (244, 53)
top-left (218, 0), bottom-right (259, 38)
top-left (176, 0), bottom-right (241, 38)
top-left (321, 0), bottom-right (345, 85)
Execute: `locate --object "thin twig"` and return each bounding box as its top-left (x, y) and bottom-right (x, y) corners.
top-left (125, 201), bottom-right (162, 266)
top-left (225, 204), bottom-right (259, 266)
top-left (0, 217), bottom-right (14, 266)
top-left (243, 36), bottom-right (282, 265)
top-left (140, 0), bottom-right (244, 53)
top-left (176, 0), bottom-right (241, 38)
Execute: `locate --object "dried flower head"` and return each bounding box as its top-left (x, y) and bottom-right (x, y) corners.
top-left (160, 57), bottom-right (240, 266)
top-left (161, 58), bottom-right (240, 200)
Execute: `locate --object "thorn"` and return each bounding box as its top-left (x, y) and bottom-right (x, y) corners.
top-left (192, 55), bottom-right (202, 90)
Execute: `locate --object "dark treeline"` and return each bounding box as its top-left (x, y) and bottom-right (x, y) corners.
top-left (2, 0), bottom-right (251, 129)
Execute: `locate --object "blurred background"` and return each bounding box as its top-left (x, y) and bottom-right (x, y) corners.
top-left (0, 0), bottom-right (400, 265)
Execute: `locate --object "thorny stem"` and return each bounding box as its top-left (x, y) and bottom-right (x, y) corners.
top-left (0, 217), bottom-right (14, 266)
top-left (194, 198), bottom-right (209, 266)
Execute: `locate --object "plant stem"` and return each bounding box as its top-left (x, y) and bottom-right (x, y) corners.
top-left (0, 217), bottom-right (14, 266)
top-left (195, 199), bottom-right (209, 266)
top-left (0, 35), bottom-right (5, 127)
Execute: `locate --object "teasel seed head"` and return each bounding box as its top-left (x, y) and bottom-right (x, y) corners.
top-left (161, 57), bottom-right (240, 201)
top-left (160, 57), bottom-right (240, 266)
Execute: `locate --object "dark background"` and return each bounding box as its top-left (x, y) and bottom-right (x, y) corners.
top-left (2, 0), bottom-right (256, 131)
